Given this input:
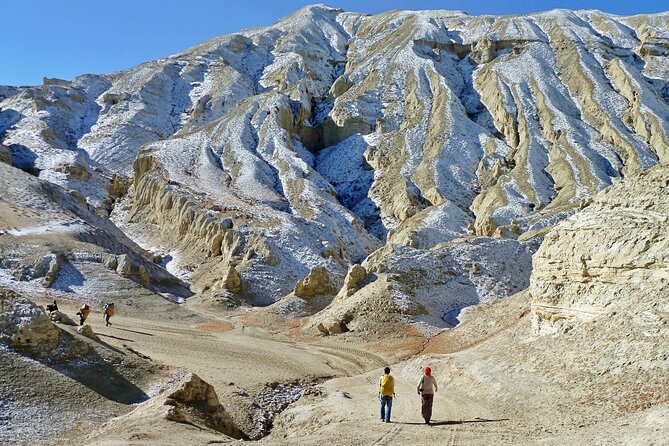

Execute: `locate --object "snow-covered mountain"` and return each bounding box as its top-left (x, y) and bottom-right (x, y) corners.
top-left (1, 5), bottom-right (668, 329)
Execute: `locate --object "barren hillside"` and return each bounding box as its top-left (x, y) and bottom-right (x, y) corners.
top-left (1, 4), bottom-right (669, 445)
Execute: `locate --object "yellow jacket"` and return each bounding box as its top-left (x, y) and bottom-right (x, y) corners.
top-left (379, 374), bottom-right (395, 397)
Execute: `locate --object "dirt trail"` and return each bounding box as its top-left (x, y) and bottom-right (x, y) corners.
top-left (45, 300), bottom-right (525, 445)
top-left (263, 364), bottom-right (521, 446)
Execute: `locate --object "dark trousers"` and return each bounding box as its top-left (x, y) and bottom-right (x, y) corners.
top-left (421, 393), bottom-right (434, 422)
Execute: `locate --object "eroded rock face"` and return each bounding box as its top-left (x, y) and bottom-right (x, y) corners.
top-left (530, 164), bottom-right (669, 335)
top-left (223, 265), bottom-right (242, 293)
top-left (2, 6), bottom-right (669, 320)
top-left (341, 264), bottom-right (367, 297)
top-left (294, 266), bottom-right (337, 298)
top-left (0, 289), bottom-right (59, 351)
top-left (102, 372), bottom-right (245, 440)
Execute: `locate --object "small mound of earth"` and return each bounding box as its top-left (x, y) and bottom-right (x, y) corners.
top-left (87, 373), bottom-right (245, 443)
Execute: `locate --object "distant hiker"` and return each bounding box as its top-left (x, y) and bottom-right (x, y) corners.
top-left (417, 366), bottom-right (438, 424)
top-left (46, 300), bottom-right (58, 313)
top-left (76, 304), bottom-right (90, 326)
top-left (103, 302), bottom-right (115, 327)
top-left (378, 367), bottom-right (395, 423)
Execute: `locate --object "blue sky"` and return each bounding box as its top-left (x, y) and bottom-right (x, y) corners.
top-left (2, 0), bottom-right (667, 86)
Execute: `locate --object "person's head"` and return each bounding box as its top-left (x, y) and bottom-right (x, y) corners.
top-left (384, 367), bottom-right (390, 375)
top-left (53, 300), bottom-right (57, 304)
top-left (424, 367), bottom-right (431, 376)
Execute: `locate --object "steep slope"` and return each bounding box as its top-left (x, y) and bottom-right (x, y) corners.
top-left (2, 5), bottom-right (669, 324)
top-left (0, 162), bottom-right (190, 309)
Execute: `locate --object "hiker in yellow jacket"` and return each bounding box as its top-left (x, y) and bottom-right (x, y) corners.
top-left (378, 367), bottom-right (395, 423)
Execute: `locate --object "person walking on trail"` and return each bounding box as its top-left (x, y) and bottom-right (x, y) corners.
top-left (103, 302), bottom-right (115, 327)
top-left (76, 304), bottom-right (90, 326)
top-left (379, 367), bottom-right (395, 423)
top-left (417, 366), bottom-right (438, 424)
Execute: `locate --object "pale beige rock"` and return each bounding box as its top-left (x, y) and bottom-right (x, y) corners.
top-left (530, 164), bottom-right (669, 335)
top-left (77, 324), bottom-right (99, 341)
top-left (91, 372), bottom-right (244, 440)
top-left (49, 310), bottom-right (77, 326)
top-left (116, 254), bottom-right (150, 285)
top-left (0, 289), bottom-right (59, 351)
top-left (341, 264), bottom-right (367, 297)
top-left (325, 320), bottom-right (348, 334)
top-left (223, 265), bottom-right (242, 293)
top-left (294, 266), bottom-right (336, 297)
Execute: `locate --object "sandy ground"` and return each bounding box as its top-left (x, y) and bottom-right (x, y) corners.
top-left (39, 299), bottom-right (519, 445)
top-left (25, 294), bottom-right (668, 446)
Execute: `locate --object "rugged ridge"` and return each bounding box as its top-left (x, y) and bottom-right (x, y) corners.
top-left (1, 5), bottom-right (669, 324)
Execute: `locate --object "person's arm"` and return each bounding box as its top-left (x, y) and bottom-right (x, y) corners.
top-left (433, 376), bottom-right (438, 393)
top-left (417, 376), bottom-right (423, 394)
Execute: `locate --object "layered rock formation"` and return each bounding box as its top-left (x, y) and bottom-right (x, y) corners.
top-left (530, 163), bottom-right (669, 335)
top-left (2, 5), bottom-right (669, 325)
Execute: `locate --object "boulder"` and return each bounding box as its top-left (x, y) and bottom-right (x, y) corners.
top-left (106, 373), bottom-right (245, 439)
top-left (0, 289), bottom-right (59, 351)
top-left (341, 264), bottom-right (367, 297)
top-left (33, 253), bottom-right (64, 288)
top-left (116, 254), bottom-right (150, 285)
top-left (49, 310), bottom-right (77, 326)
top-left (77, 324), bottom-right (99, 341)
top-left (325, 320), bottom-right (348, 335)
top-left (223, 265), bottom-right (242, 293)
top-left (316, 323), bottom-right (329, 336)
top-left (294, 266), bottom-right (337, 298)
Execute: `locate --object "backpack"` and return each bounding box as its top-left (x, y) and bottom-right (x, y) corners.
top-left (379, 374), bottom-right (394, 397)
top-left (104, 303), bottom-right (115, 316)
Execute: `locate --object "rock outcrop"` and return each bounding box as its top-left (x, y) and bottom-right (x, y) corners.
top-left (340, 264), bottom-right (367, 297)
top-left (530, 164), bottom-right (669, 335)
top-left (0, 163), bottom-right (191, 306)
top-left (0, 289), bottom-right (59, 351)
top-left (94, 373), bottom-right (245, 440)
top-left (294, 266), bottom-right (337, 298)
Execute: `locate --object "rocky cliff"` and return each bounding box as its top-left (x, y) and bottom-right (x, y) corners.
top-left (1, 5), bottom-right (669, 327)
top-left (530, 163), bottom-right (669, 336)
